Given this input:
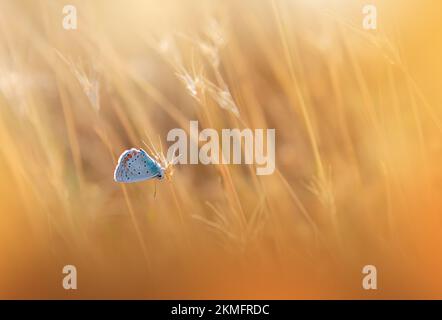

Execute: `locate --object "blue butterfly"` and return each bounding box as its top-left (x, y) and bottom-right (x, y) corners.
top-left (114, 148), bottom-right (164, 183)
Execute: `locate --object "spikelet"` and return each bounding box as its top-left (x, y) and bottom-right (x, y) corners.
top-left (55, 50), bottom-right (100, 112)
top-left (142, 134), bottom-right (176, 181)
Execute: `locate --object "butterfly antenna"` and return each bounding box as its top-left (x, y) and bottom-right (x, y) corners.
top-left (153, 181), bottom-right (157, 198)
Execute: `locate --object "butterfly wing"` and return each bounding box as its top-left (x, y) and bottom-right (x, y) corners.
top-left (114, 149), bottom-right (136, 183)
top-left (114, 148), bottom-right (163, 183)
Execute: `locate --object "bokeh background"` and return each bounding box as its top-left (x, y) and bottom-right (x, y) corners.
top-left (1, 0), bottom-right (442, 299)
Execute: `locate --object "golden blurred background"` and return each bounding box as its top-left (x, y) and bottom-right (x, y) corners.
top-left (1, 0), bottom-right (442, 299)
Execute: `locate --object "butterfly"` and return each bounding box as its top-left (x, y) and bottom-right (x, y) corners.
top-left (114, 148), bottom-right (165, 183)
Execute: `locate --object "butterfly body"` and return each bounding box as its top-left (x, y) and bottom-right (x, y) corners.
top-left (114, 148), bottom-right (164, 183)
